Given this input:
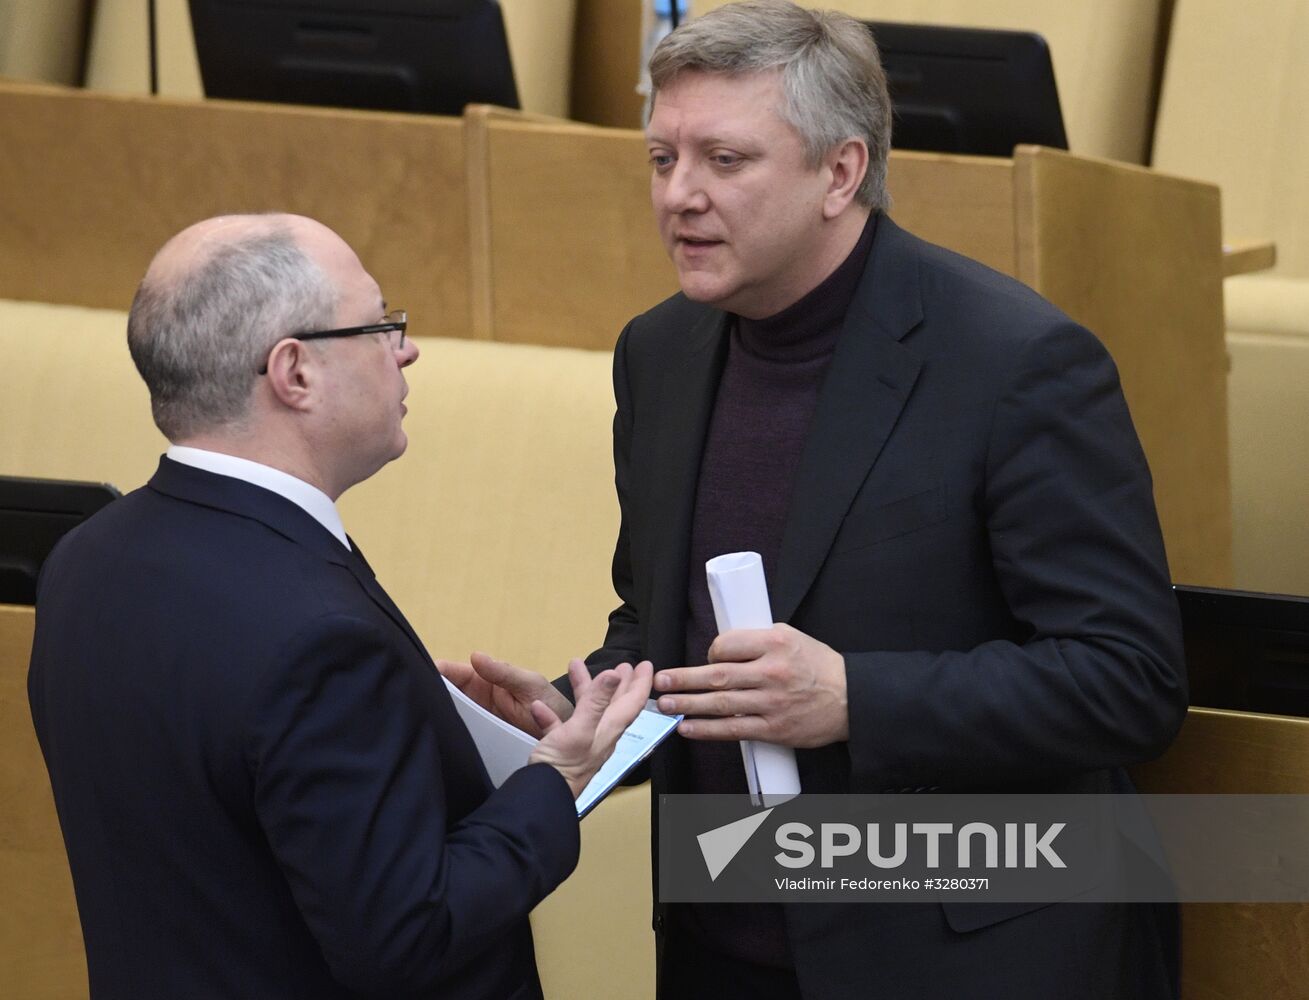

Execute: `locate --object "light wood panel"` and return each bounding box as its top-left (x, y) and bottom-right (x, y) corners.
top-left (463, 103), bottom-right (576, 341)
top-left (1013, 145), bottom-right (1231, 588)
top-left (884, 151), bottom-right (1017, 275)
top-left (478, 117), bottom-right (677, 350)
top-left (1135, 708), bottom-right (1309, 795)
top-left (1222, 240), bottom-right (1277, 279)
top-left (0, 604), bottom-right (87, 1000)
top-left (0, 81), bottom-right (470, 333)
top-left (570, 0), bottom-right (646, 129)
top-left (1132, 708), bottom-right (1309, 1000)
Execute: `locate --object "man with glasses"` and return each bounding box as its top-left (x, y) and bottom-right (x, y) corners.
top-left (254, 309), bottom-right (408, 374)
top-left (28, 212), bottom-right (651, 999)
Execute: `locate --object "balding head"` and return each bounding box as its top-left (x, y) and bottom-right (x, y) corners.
top-left (127, 213), bottom-right (339, 440)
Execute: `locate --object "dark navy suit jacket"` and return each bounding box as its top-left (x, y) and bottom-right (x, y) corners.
top-left (29, 457), bottom-right (578, 999)
top-left (588, 215), bottom-right (1187, 998)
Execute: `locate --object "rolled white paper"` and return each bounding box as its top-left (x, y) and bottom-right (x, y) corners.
top-left (705, 552), bottom-right (801, 804)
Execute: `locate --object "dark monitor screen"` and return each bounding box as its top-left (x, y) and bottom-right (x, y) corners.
top-left (1176, 584), bottom-right (1309, 718)
top-left (866, 21), bottom-right (1068, 157)
top-left (0, 476), bottom-right (121, 606)
top-left (188, 0), bottom-right (518, 116)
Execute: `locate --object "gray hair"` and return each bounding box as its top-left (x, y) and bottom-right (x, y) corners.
top-left (648, 0), bottom-right (892, 210)
top-left (127, 223), bottom-right (336, 440)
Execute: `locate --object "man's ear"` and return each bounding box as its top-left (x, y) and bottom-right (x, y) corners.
top-left (262, 339), bottom-right (316, 412)
top-left (822, 138), bottom-right (869, 219)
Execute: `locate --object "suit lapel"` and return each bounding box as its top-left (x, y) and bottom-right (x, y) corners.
top-left (337, 537), bottom-right (433, 664)
top-left (642, 309), bottom-right (731, 669)
top-left (148, 457), bottom-right (432, 663)
top-left (772, 216), bottom-right (926, 622)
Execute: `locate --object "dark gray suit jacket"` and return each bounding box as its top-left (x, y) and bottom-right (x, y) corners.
top-left (588, 215), bottom-right (1186, 998)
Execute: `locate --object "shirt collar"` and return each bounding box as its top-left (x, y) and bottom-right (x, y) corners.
top-left (165, 445), bottom-right (351, 550)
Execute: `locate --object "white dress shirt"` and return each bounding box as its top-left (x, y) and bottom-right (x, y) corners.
top-left (166, 445), bottom-right (351, 550)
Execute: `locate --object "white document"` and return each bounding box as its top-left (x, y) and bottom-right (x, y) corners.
top-left (444, 676), bottom-right (537, 787)
top-left (574, 705), bottom-right (680, 818)
top-left (443, 677), bottom-right (679, 818)
top-left (705, 551), bottom-right (802, 805)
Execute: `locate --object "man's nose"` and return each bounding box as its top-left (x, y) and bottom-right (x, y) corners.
top-left (397, 337), bottom-right (419, 368)
top-left (660, 161), bottom-right (709, 214)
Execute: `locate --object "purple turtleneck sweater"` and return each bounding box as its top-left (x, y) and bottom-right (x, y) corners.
top-left (677, 212), bottom-right (878, 966)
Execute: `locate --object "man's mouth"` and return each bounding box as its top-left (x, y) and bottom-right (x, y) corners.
top-left (677, 236), bottom-right (723, 252)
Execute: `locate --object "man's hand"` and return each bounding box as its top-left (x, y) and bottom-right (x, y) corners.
top-left (529, 658), bottom-right (654, 798)
top-left (436, 651), bottom-right (574, 739)
top-left (652, 623), bottom-right (848, 747)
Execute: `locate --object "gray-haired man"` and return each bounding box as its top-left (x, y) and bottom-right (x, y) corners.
top-left (447, 3), bottom-right (1185, 997)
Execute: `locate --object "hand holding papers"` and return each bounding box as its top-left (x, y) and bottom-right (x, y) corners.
top-left (443, 657), bottom-right (677, 818)
top-left (705, 552), bottom-right (802, 805)
top-left (651, 553), bottom-right (848, 782)
top-left (439, 651), bottom-right (575, 738)
top-left (527, 660), bottom-right (655, 797)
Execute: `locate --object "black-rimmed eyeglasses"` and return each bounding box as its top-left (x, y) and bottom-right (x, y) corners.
top-left (257, 310), bottom-right (407, 374)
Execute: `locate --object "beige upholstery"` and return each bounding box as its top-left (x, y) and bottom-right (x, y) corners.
top-left (82, 0), bottom-right (577, 117)
top-left (1224, 327), bottom-right (1309, 596)
top-left (1153, 0), bottom-right (1309, 278)
top-left (0, 0), bottom-right (89, 85)
top-left (1152, 0), bottom-right (1309, 597)
top-left (0, 299), bottom-right (655, 999)
top-left (83, 0), bottom-right (203, 98)
top-left (693, 0), bottom-right (1165, 163)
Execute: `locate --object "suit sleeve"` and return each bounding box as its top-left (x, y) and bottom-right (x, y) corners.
top-left (844, 322), bottom-right (1187, 791)
top-left (246, 613), bottom-right (579, 995)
